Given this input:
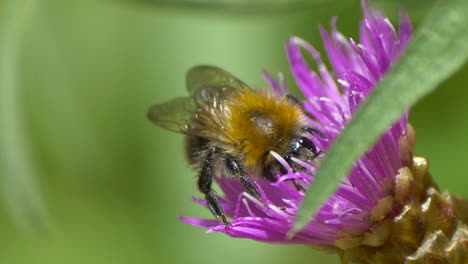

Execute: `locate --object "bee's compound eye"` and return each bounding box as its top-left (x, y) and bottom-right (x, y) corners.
top-left (298, 137), bottom-right (319, 156)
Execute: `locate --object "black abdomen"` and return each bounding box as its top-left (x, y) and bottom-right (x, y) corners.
top-left (184, 135), bottom-right (209, 165)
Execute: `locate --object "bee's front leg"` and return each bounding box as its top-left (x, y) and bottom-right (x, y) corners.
top-left (198, 147), bottom-right (228, 225)
top-left (224, 154), bottom-right (262, 202)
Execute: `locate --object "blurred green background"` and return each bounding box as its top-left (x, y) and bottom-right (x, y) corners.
top-left (0, 0), bottom-right (465, 263)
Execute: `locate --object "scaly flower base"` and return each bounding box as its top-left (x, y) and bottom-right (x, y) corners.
top-left (334, 132), bottom-right (468, 263)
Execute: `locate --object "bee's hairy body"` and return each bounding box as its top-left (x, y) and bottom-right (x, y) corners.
top-left (148, 65), bottom-right (325, 225)
top-left (186, 87), bottom-right (306, 177)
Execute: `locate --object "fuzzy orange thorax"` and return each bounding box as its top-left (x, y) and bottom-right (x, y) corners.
top-left (222, 88), bottom-right (304, 168)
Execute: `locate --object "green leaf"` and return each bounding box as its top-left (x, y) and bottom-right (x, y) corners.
top-left (0, 0), bottom-right (50, 234)
top-left (292, 0), bottom-right (468, 234)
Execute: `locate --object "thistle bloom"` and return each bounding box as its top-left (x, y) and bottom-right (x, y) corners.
top-left (181, 1), bottom-right (412, 244)
top-left (179, 1), bottom-right (468, 262)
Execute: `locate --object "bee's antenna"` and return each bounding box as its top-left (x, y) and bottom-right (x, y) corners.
top-left (303, 127), bottom-right (327, 139)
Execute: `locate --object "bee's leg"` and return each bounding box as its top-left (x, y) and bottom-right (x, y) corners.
top-left (291, 180), bottom-right (306, 192)
top-left (198, 147), bottom-right (228, 225)
top-left (275, 157), bottom-right (305, 192)
top-left (224, 154), bottom-right (262, 202)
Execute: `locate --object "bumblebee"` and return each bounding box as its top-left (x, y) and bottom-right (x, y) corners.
top-left (148, 65), bottom-right (325, 224)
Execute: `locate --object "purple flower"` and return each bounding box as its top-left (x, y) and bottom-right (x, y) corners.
top-left (180, 0), bottom-right (413, 246)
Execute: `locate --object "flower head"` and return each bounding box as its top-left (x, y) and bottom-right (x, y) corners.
top-left (181, 0), bottom-right (413, 246)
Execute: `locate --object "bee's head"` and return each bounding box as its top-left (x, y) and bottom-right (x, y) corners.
top-left (276, 127), bottom-right (326, 175)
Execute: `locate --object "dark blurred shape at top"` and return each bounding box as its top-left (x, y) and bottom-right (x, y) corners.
top-left (129, 0), bottom-right (331, 13)
top-left (122, 0), bottom-right (437, 20)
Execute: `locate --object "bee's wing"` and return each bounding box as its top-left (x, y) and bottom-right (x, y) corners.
top-left (186, 65), bottom-right (248, 106)
top-left (147, 97), bottom-right (197, 134)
